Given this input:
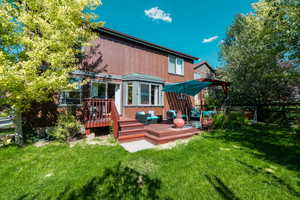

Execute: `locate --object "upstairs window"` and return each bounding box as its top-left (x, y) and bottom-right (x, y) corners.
top-left (168, 56), bottom-right (184, 75)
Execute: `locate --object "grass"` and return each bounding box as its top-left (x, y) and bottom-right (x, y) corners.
top-left (0, 124), bottom-right (299, 199)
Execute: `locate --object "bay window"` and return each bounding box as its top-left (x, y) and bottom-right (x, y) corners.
top-left (125, 81), bottom-right (163, 106)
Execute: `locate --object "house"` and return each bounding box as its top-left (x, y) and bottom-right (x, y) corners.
top-left (60, 27), bottom-right (203, 143)
top-left (61, 27), bottom-right (199, 117)
top-left (193, 61), bottom-right (216, 108)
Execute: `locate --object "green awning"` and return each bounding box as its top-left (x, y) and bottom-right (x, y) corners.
top-left (162, 80), bottom-right (212, 96)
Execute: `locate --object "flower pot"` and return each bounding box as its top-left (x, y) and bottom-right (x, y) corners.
top-left (173, 111), bottom-right (185, 128)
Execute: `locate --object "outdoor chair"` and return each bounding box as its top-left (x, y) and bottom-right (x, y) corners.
top-left (190, 107), bottom-right (201, 119)
top-left (135, 111), bottom-right (159, 125)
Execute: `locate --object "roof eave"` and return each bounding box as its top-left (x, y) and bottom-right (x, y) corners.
top-left (94, 27), bottom-right (199, 61)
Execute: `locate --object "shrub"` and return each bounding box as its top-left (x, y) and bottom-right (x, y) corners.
top-left (49, 111), bottom-right (83, 142)
top-left (212, 111), bottom-right (247, 130)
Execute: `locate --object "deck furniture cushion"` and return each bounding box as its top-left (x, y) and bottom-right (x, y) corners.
top-left (191, 107), bottom-right (201, 118)
top-left (136, 112), bottom-right (159, 124)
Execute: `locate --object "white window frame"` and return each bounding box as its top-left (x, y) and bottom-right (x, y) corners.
top-left (138, 82), bottom-right (163, 106)
top-left (168, 55), bottom-right (185, 75)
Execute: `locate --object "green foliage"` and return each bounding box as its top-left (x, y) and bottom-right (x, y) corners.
top-left (204, 88), bottom-right (226, 109)
top-left (0, 0), bottom-right (102, 111)
top-left (213, 112), bottom-right (247, 130)
top-left (220, 0), bottom-right (300, 107)
top-left (49, 111), bottom-right (83, 142)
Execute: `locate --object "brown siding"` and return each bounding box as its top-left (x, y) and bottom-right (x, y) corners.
top-left (97, 35), bottom-right (194, 83)
top-left (86, 34), bottom-right (196, 119)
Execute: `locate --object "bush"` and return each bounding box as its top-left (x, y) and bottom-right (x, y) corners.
top-left (49, 111), bottom-right (83, 142)
top-left (212, 111), bottom-right (247, 130)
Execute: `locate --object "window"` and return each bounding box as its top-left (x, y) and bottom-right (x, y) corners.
top-left (151, 85), bottom-right (159, 105)
top-left (125, 81), bottom-right (163, 106)
top-left (60, 90), bottom-right (81, 105)
top-left (140, 83), bottom-right (150, 104)
top-left (91, 82), bottom-right (105, 98)
top-left (127, 82), bottom-right (133, 105)
top-left (139, 83), bottom-right (162, 106)
top-left (60, 77), bottom-right (82, 105)
top-left (168, 56), bottom-right (176, 74)
top-left (168, 56), bottom-right (184, 75)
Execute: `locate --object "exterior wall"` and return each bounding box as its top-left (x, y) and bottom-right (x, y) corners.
top-left (86, 34), bottom-right (196, 119)
top-left (96, 34), bottom-right (194, 83)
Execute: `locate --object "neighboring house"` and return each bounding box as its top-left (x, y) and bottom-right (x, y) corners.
top-left (61, 27), bottom-right (199, 120)
top-left (193, 61), bottom-right (216, 107)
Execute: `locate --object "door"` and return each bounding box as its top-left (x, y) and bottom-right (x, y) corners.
top-left (91, 82), bottom-right (122, 114)
top-left (107, 83), bottom-right (121, 114)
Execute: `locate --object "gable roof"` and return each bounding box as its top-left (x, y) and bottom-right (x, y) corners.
top-left (193, 61), bottom-right (216, 73)
top-left (95, 27), bottom-right (199, 61)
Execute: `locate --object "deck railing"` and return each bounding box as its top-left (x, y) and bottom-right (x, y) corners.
top-left (82, 98), bottom-right (119, 138)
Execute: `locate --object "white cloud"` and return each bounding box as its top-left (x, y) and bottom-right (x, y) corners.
top-left (202, 36), bottom-right (219, 43)
top-left (144, 7), bottom-right (172, 23)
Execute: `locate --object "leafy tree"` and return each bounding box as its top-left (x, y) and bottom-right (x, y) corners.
top-left (220, 0), bottom-right (300, 118)
top-left (0, 0), bottom-right (102, 145)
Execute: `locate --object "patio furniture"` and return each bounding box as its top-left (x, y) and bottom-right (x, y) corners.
top-left (167, 110), bottom-right (188, 122)
top-left (190, 107), bottom-right (201, 119)
top-left (167, 110), bottom-right (177, 122)
top-left (135, 111), bottom-right (159, 125)
top-left (156, 115), bottom-right (163, 123)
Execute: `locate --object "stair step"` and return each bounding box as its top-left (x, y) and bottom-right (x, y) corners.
top-left (120, 123), bottom-right (144, 131)
top-left (145, 131), bottom-right (200, 144)
top-left (118, 133), bottom-right (146, 143)
top-left (147, 128), bottom-right (199, 137)
top-left (119, 119), bottom-right (139, 126)
top-left (119, 128), bottom-right (147, 136)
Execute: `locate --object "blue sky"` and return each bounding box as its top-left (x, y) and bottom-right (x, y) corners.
top-left (95, 0), bottom-right (257, 68)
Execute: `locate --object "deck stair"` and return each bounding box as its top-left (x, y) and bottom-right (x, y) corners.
top-left (118, 120), bottom-right (201, 144)
top-left (118, 119), bottom-right (148, 142)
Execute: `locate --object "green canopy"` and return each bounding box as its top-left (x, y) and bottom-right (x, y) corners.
top-left (162, 80), bottom-right (213, 96)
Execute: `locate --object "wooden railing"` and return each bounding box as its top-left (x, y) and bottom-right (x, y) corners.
top-left (82, 98), bottom-right (120, 138)
top-left (110, 99), bottom-right (120, 138)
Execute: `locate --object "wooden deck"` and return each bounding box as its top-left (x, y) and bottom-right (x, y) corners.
top-left (82, 99), bottom-right (201, 144)
top-left (118, 119), bottom-right (201, 144)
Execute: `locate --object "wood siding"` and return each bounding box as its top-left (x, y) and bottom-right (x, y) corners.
top-left (85, 33), bottom-right (197, 119)
top-left (96, 34), bottom-right (194, 83)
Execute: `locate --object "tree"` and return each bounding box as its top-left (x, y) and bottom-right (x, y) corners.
top-left (220, 0), bottom-right (300, 117)
top-left (0, 0), bottom-right (103, 145)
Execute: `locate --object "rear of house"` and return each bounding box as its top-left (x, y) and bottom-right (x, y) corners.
top-left (60, 27), bottom-right (200, 120)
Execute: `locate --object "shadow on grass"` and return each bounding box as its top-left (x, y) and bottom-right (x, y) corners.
top-left (207, 124), bottom-right (300, 171)
top-left (16, 163), bottom-right (171, 200)
top-left (205, 174), bottom-right (240, 200)
top-left (55, 162), bottom-right (171, 200)
top-left (236, 160), bottom-right (300, 198)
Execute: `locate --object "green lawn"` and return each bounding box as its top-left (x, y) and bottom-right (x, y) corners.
top-left (0, 124), bottom-right (299, 200)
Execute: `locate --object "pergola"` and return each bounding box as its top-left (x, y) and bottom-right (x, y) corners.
top-left (162, 78), bottom-right (230, 127)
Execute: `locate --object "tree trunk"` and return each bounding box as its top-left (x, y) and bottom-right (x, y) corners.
top-left (14, 111), bottom-right (24, 146)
